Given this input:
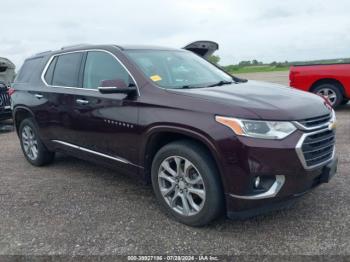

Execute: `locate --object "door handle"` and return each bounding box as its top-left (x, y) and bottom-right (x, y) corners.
top-left (76, 99), bottom-right (89, 105)
top-left (34, 94), bottom-right (43, 99)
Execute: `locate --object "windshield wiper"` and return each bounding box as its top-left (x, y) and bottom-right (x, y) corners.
top-left (180, 85), bottom-right (202, 89)
top-left (179, 80), bottom-right (233, 89)
top-left (207, 80), bottom-right (233, 87)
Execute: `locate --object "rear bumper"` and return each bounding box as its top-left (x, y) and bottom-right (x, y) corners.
top-left (226, 156), bottom-right (338, 219)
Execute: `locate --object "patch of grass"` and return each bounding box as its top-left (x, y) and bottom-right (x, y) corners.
top-left (224, 65), bottom-right (290, 74)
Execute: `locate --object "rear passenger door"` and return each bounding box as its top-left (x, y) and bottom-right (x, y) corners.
top-left (43, 51), bottom-right (85, 143)
top-left (46, 50), bottom-right (139, 171)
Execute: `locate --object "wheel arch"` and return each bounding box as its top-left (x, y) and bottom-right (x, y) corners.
top-left (13, 106), bottom-right (35, 135)
top-left (140, 126), bottom-right (224, 186)
top-left (310, 78), bottom-right (346, 96)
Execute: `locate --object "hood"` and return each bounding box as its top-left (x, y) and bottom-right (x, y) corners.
top-left (170, 80), bottom-right (331, 121)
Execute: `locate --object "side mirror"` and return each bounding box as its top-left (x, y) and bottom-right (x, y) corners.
top-left (98, 79), bottom-right (137, 94)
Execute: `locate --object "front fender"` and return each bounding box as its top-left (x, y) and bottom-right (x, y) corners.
top-left (139, 124), bottom-right (227, 187)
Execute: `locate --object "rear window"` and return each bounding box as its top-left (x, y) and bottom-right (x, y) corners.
top-left (16, 57), bottom-right (43, 83)
top-left (51, 53), bottom-right (83, 87)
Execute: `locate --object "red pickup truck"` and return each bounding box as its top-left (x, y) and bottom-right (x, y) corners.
top-left (289, 64), bottom-right (350, 107)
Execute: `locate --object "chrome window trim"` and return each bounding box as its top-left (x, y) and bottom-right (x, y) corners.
top-left (230, 175), bottom-right (285, 200)
top-left (52, 140), bottom-right (143, 168)
top-left (295, 128), bottom-right (335, 170)
top-left (41, 49), bottom-right (140, 96)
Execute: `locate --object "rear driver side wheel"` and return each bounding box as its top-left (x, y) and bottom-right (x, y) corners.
top-left (151, 140), bottom-right (224, 227)
top-left (19, 118), bottom-right (55, 166)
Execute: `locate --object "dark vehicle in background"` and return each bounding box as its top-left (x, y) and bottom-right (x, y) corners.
top-left (10, 41), bottom-right (338, 226)
top-left (0, 57), bottom-right (16, 121)
top-left (0, 81), bottom-right (12, 121)
top-left (290, 63), bottom-right (350, 107)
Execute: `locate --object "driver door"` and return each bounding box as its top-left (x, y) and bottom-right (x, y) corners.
top-left (69, 50), bottom-right (140, 170)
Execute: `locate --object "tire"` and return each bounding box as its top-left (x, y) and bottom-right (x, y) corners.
top-left (341, 99), bottom-right (349, 105)
top-left (19, 118), bottom-right (55, 166)
top-left (312, 83), bottom-right (343, 108)
top-left (151, 140), bottom-right (224, 227)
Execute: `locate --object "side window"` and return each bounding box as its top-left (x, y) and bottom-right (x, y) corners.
top-left (52, 53), bottom-right (83, 87)
top-left (83, 51), bottom-right (132, 89)
top-left (44, 56), bottom-right (57, 85)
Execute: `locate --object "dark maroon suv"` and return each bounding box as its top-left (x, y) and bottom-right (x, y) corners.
top-left (11, 41), bottom-right (338, 226)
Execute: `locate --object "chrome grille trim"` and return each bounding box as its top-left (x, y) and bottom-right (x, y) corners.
top-left (302, 142), bottom-right (335, 154)
top-left (296, 128), bottom-right (335, 170)
top-left (293, 111), bottom-right (334, 131)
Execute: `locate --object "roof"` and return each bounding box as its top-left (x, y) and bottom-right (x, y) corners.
top-left (117, 45), bottom-right (181, 51)
top-left (29, 44), bottom-right (184, 60)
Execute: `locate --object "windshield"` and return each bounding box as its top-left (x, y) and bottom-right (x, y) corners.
top-left (126, 50), bottom-right (233, 89)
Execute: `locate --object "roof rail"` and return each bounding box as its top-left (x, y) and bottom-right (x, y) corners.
top-left (34, 50), bottom-right (52, 56)
top-left (61, 44), bottom-right (89, 50)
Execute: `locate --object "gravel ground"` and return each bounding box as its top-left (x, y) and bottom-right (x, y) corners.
top-left (235, 71), bottom-right (290, 86)
top-left (0, 74), bottom-right (349, 255)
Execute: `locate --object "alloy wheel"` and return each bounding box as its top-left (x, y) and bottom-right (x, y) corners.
top-left (316, 88), bottom-right (337, 106)
top-left (21, 125), bottom-right (39, 161)
top-left (158, 156), bottom-right (206, 216)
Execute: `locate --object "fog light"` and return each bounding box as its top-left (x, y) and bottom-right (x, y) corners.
top-left (254, 176), bottom-right (260, 188)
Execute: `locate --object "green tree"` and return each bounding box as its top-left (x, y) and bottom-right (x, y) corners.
top-left (238, 60), bottom-right (251, 66)
top-left (208, 55), bottom-right (221, 65)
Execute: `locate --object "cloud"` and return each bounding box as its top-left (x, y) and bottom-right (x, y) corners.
top-left (0, 0), bottom-right (349, 68)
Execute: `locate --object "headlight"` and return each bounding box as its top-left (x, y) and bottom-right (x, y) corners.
top-left (215, 116), bottom-right (297, 140)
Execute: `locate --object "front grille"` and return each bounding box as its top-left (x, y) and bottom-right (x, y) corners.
top-left (298, 114), bottom-right (331, 129)
top-left (0, 89), bottom-right (11, 108)
top-left (301, 129), bottom-right (335, 168)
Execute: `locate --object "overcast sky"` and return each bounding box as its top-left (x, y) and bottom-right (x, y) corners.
top-left (1, 0), bottom-right (350, 68)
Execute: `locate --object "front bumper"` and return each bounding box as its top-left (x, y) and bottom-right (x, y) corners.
top-left (215, 125), bottom-right (337, 219)
top-left (226, 156), bottom-right (338, 219)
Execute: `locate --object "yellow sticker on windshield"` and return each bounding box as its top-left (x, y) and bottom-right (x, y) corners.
top-left (150, 75), bottom-right (162, 82)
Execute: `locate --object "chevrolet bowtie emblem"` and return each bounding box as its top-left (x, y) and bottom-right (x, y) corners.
top-left (329, 121), bottom-right (336, 130)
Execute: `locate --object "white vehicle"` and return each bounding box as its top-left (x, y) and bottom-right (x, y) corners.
top-left (0, 57), bottom-right (15, 85)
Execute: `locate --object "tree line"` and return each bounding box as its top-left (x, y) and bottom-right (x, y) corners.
top-left (208, 55), bottom-right (289, 67)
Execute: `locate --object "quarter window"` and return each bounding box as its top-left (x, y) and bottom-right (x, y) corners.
top-left (16, 57), bottom-right (43, 83)
top-left (83, 51), bottom-right (132, 89)
top-left (52, 52), bottom-right (83, 87)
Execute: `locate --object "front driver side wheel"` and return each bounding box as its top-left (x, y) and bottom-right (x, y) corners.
top-left (151, 140), bottom-right (224, 227)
